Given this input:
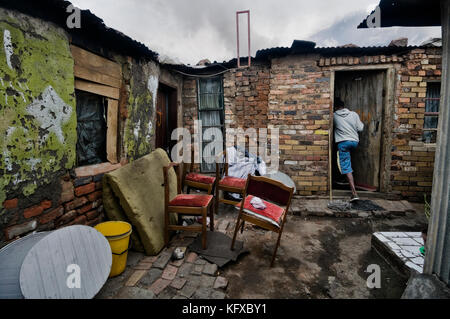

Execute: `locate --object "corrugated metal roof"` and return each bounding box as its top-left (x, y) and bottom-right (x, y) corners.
top-left (0, 0), bottom-right (159, 61)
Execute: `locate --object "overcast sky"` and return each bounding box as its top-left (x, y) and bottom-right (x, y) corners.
top-left (70, 0), bottom-right (441, 65)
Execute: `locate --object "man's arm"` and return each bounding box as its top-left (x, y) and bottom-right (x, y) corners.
top-left (354, 112), bottom-right (364, 132)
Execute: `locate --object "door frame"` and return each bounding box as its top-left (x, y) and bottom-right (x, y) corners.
top-left (329, 64), bottom-right (396, 194)
top-left (156, 81), bottom-right (178, 153)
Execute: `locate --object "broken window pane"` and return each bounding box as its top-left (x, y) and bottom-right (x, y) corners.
top-left (76, 90), bottom-right (107, 166)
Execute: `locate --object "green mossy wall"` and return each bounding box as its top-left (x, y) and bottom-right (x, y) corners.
top-left (0, 9), bottom-right (76, 205)
top-left (124, 60), bottom-right (158, 161)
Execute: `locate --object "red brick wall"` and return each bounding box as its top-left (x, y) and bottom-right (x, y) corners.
top-left (1, 163), bottom-right (122, 246)
top-left (182, 47), bottom-right (441, 200)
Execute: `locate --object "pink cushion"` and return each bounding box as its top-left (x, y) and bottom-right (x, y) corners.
top-left (169, 194), bottom-right (213, 207)
top-left (219, 176), bottom-right (246, 189)
top-left (185, 173), bottom-right (216, 185)
top-left (239, 195), bottom-right (284, 225)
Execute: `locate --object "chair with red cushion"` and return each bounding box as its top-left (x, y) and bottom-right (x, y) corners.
top-left (182, 147), bottom-right (216, 195)
top-left (214, 150), bottom-right (247, 215)
top-left (163, 163), bottom-right (214, 249)
top-left (231, 174), bottom-right (294, 267)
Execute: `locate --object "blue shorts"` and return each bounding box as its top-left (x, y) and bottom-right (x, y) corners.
top-left (337, 141), bottom-right (358, 174)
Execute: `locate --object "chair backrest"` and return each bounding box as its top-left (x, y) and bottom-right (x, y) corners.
top-left (245, 174), bottom-right (294, 207)
top-left (163, 163), bottom-right (182, 206)
top-left (215, 149), bottom-right (229, 179)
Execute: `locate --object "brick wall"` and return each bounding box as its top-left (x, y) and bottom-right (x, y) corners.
top-left (1, 163), bottom-right (122, 245)
top-left (391, 47), bottom-right (441, 201)
top-left (270, 55), bottom-right (331, 195)
top-left (182, 47), bottom-right (442, 200)
top-left (224, 63), bottom-right (270, 132)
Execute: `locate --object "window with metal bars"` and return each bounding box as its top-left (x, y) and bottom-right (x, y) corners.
top-left (423, 82), bottom-right (440, 143)
top-left (197, 76), bottom-right (224, 172)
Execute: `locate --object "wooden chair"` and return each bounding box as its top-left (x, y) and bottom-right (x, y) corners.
top-left (163, 163), bottom-right (214, 249)
top-left (231, 174), bottom-right (294, 267)
top-left (214, 149), bottom-right (247, 215)
top-left (182, 147), bottom-right (216, 195)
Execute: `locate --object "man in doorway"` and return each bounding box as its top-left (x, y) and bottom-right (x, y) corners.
top-left (334, 97), bottom-right (364, 202)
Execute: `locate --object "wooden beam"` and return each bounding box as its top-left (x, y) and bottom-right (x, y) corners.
top-left (70, 45), bottom-right (122, 80)
top-left (74, 64), bottom-right (121, 88)
top-left (75, 79), bottom-right (120, 100)
top-left (106, 99), bottom-right (119, 164)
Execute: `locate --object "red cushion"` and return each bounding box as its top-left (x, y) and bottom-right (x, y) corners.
top-left (239, 195), bottom-right (284, 226)
top-left (169, 194), bottom-right (213, 207)
top-left (185, 173), bottom-right (216, 185)
top-left (219, 176), bottom-right (246, 189)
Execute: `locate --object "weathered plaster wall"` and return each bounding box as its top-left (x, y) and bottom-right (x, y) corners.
top-left (123, 59), bottom-right (158, 161)
top-left (0, 8), bottom-right (75, 208)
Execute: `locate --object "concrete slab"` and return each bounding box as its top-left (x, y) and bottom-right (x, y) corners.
top-left (372, 231), bottom-right (425, 275)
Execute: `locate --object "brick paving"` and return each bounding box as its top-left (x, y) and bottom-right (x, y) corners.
top-left (97, 216), bottom-right (235, 299)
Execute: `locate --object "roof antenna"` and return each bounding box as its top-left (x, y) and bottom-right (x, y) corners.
top-left (236, 10), bottom-right (251, 68)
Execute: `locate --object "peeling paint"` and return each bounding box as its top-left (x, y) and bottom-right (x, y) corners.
top-left (0, 9), bottom-right (76, 204)
top-left (3, 29), bottom-right (12, 69)
top-left (147, 75), bottom-right (158, 110)
top-left (26, 85), bottom-right (73, 143)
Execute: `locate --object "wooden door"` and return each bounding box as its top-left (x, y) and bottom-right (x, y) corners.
top-left (156, 84), bottom-right (177, 154)
top-left (334, 70), bottom-right (384, 190)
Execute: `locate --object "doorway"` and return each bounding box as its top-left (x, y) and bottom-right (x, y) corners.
top-left (156, 83), bottom-right (178, 155)
top-left (333, 70), bottom-right (386, 192)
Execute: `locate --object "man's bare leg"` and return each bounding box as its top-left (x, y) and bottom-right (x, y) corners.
top-left (346, 172), bottom-right (358, 198)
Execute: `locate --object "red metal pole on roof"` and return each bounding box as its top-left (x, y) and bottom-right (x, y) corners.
top-left (236, 10), bottom-right (251, 68)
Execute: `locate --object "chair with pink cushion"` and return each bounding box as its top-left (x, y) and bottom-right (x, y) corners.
top-left (231, 174), bottom-right (294, 267)
top-left (214, 150), bottom-right (247, 215)
top-left (163, 163), bottom-right (214, 249)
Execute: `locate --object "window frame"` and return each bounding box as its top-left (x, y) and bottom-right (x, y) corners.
top-left (423, 81), bottom-right (441, 144)
top-left (71, 45), bottom-right (121, 168)
top-left (196, 76), bottom-right (225, 173)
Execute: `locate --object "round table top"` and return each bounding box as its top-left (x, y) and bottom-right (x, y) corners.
top-left (264, 171), bottom-right (297, 193)
top-left (20, 225), bottom-right (112, 299)
top-left (0, 232), bottom-right (51, 299)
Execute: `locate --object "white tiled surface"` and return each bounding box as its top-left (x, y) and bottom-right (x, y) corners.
top-left (374, 232), bottom-right (424, 273)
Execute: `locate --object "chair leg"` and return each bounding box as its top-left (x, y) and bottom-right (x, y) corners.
top-left (240, 220), bottom-right (245, 233)
top-left (215, 187), bottom-right (220, 216)
top-left (209, 203), bottom-right (214, 231)
top-left (186, 186), bottom-right (191, 194)
top-left (202, 208), bottom-right (207, 250)
top-left (270, 230), bottom-right (283, 267)
top-left (231, 217), bottom-right (242, 250)
top-left (164, 210), bottom-right (169, 247)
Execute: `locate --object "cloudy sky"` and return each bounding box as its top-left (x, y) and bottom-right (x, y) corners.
top-left (70, 0), bottom-right (441, 65)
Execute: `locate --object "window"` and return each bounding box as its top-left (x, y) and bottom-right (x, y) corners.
top-left (76, 90), bottom-right (107, 166)
top-left (423, 82), bottom-right (440, 143)
top-left (197, 77), bottom-right (224, 172)
top-left (71, 45), bottom-right (120, 166)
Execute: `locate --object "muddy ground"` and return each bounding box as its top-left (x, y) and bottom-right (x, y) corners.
top-left (218, 203), bottom-right (427, 299)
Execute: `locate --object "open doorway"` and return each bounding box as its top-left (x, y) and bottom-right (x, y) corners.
top-left (156, 83), bottom-right (178, 155)
top-left (332, 69), bottom-right (386, 192)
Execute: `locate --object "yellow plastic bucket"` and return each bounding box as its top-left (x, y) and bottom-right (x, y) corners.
top-left (94, 221), bottom-right (132, 278)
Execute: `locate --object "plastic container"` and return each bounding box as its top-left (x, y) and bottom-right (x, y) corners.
top-left (94, 221), bottom-right (132, 277)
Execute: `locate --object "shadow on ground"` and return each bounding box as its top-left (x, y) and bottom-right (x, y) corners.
top-left (219, 203), bottom-right (427, 299)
